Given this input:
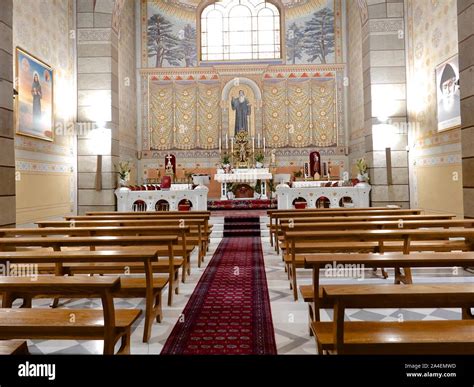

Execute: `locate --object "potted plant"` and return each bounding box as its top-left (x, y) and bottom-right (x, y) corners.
top-left (355, 158), bottom-right (369, 184)
top-left (116, 161), bottom-right (131, 188)
top-left (255, 152), bottom-right (264, 168)
top-left (221, 154), bottom-right (231, 173)
top-left (293, 169), bottom-right (303, 181)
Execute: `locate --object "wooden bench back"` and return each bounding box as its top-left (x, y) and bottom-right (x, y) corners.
top-left (267, 206), bottom-right (399, 215)
top-left (86, 211), bottom-right (211, 216)
top-left (285, 228), bottom-right (474, 255)
top-left (66, 214), bottom-right (210, 221)
top-left (280, 219), bottom-right (474, 232)
top-left (0, 276), bottom-right (121, 329)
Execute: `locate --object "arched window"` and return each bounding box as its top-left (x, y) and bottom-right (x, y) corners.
top-left (201, 0), bottom-right (281, 62)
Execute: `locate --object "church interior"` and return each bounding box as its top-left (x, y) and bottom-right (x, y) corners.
top-left (0, 0), bottom-right (474, 371)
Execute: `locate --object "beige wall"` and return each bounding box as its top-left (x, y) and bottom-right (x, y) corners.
top-left (118, 0), bottom-right (138, 184)
top-left (0, 0), bottom-right (15, 226)
top-left (13, 0), bottom-right (76, 225)
top-left (347, 0), bottom-right (365, 175)
top-left (406, 0), bottom-right (463, 217)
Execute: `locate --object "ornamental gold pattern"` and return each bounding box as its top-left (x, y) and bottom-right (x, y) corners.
top-left (150, 83), bottom-right (174, 149)
top-left (198, 83), bottom-right (220, 149)
top-left (174, 82), bottom-right (197, 149)
top-left (150, 81), bottom-right (220, 149)
top-left (263, 78), bottom-right (337, 148)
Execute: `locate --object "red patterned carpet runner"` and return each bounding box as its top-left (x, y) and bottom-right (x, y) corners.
top-left (161, 216), bottom-right (277, 355)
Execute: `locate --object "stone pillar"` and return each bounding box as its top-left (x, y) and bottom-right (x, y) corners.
top-left (0, 0), bottom-right (15, 226)
top-left (76, 0), bottom-right (119, 214)
top-left (458, 0), bottom-right (474, 217)
top-left (361, 0), bottom-right (409, 207)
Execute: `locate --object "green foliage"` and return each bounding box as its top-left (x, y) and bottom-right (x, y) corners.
top-left (222, 154), bottom-right (230, 165)
top-left (356, 158), bottom-right (368, 174)
top-left (255, 152), bottom-right (264, 163)
top-left (116, 161), bottom-right (131, 180)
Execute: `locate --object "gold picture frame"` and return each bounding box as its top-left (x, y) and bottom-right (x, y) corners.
top-left (15, 47), bottom-right (54, 142)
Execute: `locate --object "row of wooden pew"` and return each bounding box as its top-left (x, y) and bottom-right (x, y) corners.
top-left (0, 210), bottom-right (213, 354)
top-left (266, 207), bottom-right (474, 354)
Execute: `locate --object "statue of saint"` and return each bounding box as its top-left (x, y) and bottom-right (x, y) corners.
top-left (231, 90), bottom-right (251, 134)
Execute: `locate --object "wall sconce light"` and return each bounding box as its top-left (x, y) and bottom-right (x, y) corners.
top-left (386, 147), bottom-right (392, 185)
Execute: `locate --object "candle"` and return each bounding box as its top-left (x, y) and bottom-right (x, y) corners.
top-left (219, 138), bottom-right (221, 154)
top-left (231, 138), bottom-right (234, 154)
top-left (263, 137), bottom-right (266, 152)
top-left (252, 137), bottom-right (255, 155)
top-left (225, 133), bottom-right (229, 149)
top-left (257, 133), bottom-right (261, 148)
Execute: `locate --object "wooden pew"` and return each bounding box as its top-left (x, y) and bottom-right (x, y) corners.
top-left (0, 340), bottom-right (29, 355)
top-left (302, 252), bottom-right (474, 330)
top-left (313, 284), bottom-right (474, 354)
top-left (271, 213), bottom-right (450, 253)
top-left (279, 219), bottom-right (474, 276)
top-left (86, 211), bottom-right (211, 216)
top-left (284, 228), bottom-right (474, 300)
top-left (267, 208), bottom-right (423, 247)
top-left (0, 235), bottom-right (181, 307)
top-left (65, 213), bottom-right (213, 255)
top-left (0, 276), bottom-right (141, 354)
top-left (0, 225), bottom-right (193, 282)
top-left (0, 249), bottom-right (168, 342)
top-left (36, 219), bottom-right (209, 267)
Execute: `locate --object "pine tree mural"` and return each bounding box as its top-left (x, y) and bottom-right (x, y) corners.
top-left (179, 24), bottom-right (197, 67)
top-left (286, 22), bottom-right (305, 64)
top-left (303, 7), bottom-right (335, 64)
top-left (147, 13), bottom-right (183, 67)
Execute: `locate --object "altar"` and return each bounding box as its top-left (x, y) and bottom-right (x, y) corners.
top-left (276, 182), bottom-right (371, 209)
top-left (115, 184), bottom-right (209, 212)
top-left (214, 168), bottom-right (273, 200)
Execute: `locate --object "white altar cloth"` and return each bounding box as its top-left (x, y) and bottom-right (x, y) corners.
top-left (214, 168), bottom-right (273, 200)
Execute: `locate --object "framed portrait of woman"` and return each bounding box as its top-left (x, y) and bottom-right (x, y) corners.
top-left (15, 47), bottom-right (54, 141)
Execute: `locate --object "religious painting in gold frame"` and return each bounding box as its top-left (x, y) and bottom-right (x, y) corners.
top-left (15, 47), bottom-right (54, 142)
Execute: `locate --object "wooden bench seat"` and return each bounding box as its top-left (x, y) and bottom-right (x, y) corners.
top-left (0, 340), bottom-right (29, 355)
top-left (0, 308), bottom-right (140, 352)
top-left (283, 229), bottom-right (474, 300)
top-left (312, 283), bottom-right (474, 354)
top-left (0, 276), bottom-right (141, 354)
top-left (312, 320), bottom-right (474, 354)
top-left (0, 249), bottom-right (169, 342)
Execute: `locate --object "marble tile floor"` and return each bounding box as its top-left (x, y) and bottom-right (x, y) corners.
top-left (21, 216), bottom-right (474, 355)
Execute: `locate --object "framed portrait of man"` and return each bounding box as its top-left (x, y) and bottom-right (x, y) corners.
top-left (15, 47), bottom-right (54, 141)
top-left (435, 54), bottom-right (461, 132)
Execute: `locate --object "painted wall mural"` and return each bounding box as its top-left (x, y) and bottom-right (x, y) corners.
top-left (286, 0), bottom-right (340, 64)
top-left (141, 0), bottom-right (343, 67)
top-left (143, 0), bottom-right (197, 68)
top-left (141, 64), bottom-right (344, 151)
